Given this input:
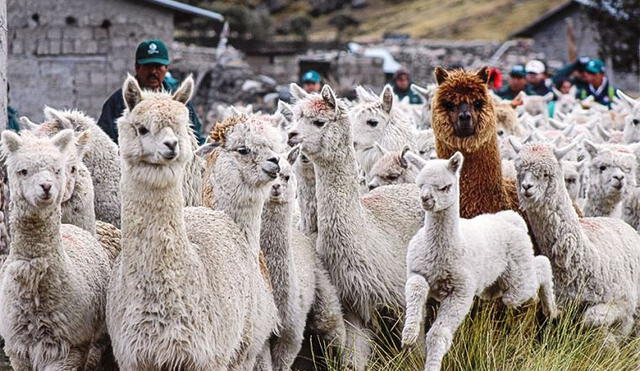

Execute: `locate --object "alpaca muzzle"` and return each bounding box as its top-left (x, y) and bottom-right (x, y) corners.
top-left (454, 110), bottom-right (475, 138)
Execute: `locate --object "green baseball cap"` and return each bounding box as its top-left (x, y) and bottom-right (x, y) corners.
top-left (509, 64), bottom-right (526, 77)
top-left (301, 70), bottom-right (321, 83)
top-left (136, 40), bottom-right (170, 65)
top-left (585, 58), bottom-right (605, 74)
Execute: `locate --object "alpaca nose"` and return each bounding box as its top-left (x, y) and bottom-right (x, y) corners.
top-left (41, 183), bottom-right (52, 194)
top-left (288, 131), bottom-right (301, 147)
top-left (164, 140), bottom-right (177, 152)
top-left (267, 156), bottom-right (280, 165)
top-left (273, 184), bottom-right (281, 191)
top-left (458, 111), bottom-right (472, 122)
top-left (368, 183), bottom-right (378, 191)
top-left (614, 174), bottom-right (625, 182)
top-left (521, 183), bottom-right (533, 191)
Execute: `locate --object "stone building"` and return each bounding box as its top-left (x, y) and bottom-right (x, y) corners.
top-left (7, 0), bottom-right (222, 122)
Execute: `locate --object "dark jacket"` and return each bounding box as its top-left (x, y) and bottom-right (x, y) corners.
top-left (577, 78), bottom-right (617, 107)
top-left (496, 84), bottom-right (522, 100)
top-left (7, 106), bottom-right (21, 132)
top-left (525, 81), bottom-right (551, 96)
top-left (97, 78), bottom-right (204, 145)
top-left (392, 82), bottom-right (424, 105)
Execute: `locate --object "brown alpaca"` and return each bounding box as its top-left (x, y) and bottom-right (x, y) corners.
top-left (431, 66), bottom-right (520, 218)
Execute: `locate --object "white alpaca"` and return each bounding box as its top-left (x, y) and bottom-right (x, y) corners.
top-left (619, 90), bottom-right (640, 144)
top-left (560, 159), bottom-right (585, 207)
top-left (416, 129), bottom-right (436, 160)
top-left (290, 147), bottom-right (318, 236)
top-left (401, 152), bottom-right (557, 371)
top-left (0, 129), bottom-right (113, 370)
top-left (551, 86), bottom-right (578, 118)
top-left (260, 157), bottom-right (345, 370)
top-left (367, 144), bottom-right (419, 191)
top-left (512, 140), bottom-right (640, 343)
top-left (288, 84), bottom-right (424, 369)
top-left (107, 75), bottom-right (277, 370)
top-left (582, 141), bottom-right (636, 218)
top-left (348, 85), bottom-right (417, 177)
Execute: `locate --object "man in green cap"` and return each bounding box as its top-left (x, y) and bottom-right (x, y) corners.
top-left (97, 39), bottom-right (204, 144)
top-left (496, 64), bottom-right (527, 101)
top-left (576, 58), bottom-right (617, 107)
top-left (301, 70), bottom-right (322, 94)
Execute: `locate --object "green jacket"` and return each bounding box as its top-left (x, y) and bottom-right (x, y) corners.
top-left (97, 77), bottom-right (204, 145)
top-left (7, 106), bottom-right (21, 132)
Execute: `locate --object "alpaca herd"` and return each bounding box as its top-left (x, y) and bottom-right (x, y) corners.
top-left (1, 65), bottom-right (640, 371)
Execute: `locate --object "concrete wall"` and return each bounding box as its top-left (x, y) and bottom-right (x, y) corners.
top-left (8, 0), bottom-right (174, 121)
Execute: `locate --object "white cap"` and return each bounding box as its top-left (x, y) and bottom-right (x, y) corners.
top-left (525, 60), bottom-right (545, 74)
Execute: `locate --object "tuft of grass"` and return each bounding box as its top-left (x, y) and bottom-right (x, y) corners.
top-left (311, 300), bottom-right (640, 370)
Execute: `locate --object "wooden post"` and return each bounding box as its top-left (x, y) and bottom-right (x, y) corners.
top-left (0, 0), bottom-right (7, 132)
top-left (566, 19), bottom-right (577, 63)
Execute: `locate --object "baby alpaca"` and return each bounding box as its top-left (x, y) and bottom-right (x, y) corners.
top-left (0, 130), bottom-right (113, 370)
top-left (368, 144), bottom-right (418, 190)
top-left (402, 152), bottom-right (557, 371)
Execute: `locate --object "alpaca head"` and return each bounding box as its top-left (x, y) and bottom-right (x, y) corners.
top-left (413, 152), bottom-right (463, 212)
top-left (512, 140), bottom-right (575, 208)
top-left (432, 66), bottom-right (496, 153)
top-left (266, 156), bottom-right (296, 205)
top-left (349, 85), bottom-right (395, 151)
top-left (517, 91), bottom-right (554, 118)
top-left (117, 74), bottom-right (194, 188)
top-left (287, 84), bottom-right (349, 162)
top-left (560, 160), bottom-right (583, 202)
top-left (583, 141), bottom-right (636, 196)
top-left (623, 98), bottom-right (640, 143)
top-left (198, 114), bottom-right (283, 200)
top-left (494, 103), bottom-right (518, 138)
top-left (552, 86), bottom-right (578, 116)
top-left (2, 129), bottom-right (74, 210)
top-left (368, 144), bottom-right (417, 190)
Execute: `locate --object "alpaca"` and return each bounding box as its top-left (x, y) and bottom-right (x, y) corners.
top-left (560, 159), bottom-right (584, 206)
top-left (290, 147), bottom-right (318, 236)
top-left (516, 91), bottom-right (554, 120)
top-left (288, 84), bottom-right (424, 369)
top-left (551, 86), bottom-right (578, 118)
top-left (410, 83), bottom-right (437, 129)
top-left (260, 157), bottom-right (345, 370)
top-left (348, 85), bottom-right (417, 177)
top-left (107, 75), bottom-right (277, 370)
top-left (431, 66), bottom-right (520, 219)
top-left (620, 92), bottom-right (640, 144)
top-left (582, 141), bottom-right (636, 218)
top-left (402, 152), bottom-right (557, 371)
top-left (416, 129), bottom-right (436, 160)
top-left (512, 140), bottom-right (640, 343)
top-left (495, 102), bottom-right (522, 137)
top-left (0, 129), bottom-right (113, 370)
top-left (367, 144), bottom-right (419, 190)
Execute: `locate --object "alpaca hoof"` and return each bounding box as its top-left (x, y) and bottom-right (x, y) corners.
top-left (401, 326), bottom-right (419, 348)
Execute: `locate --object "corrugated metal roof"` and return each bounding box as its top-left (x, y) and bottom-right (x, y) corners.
top-left (139, 0), bottom-right (224, 21)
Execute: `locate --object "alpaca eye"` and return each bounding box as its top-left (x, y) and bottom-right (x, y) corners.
top-left (55, 169), bottom-right (61, 175)
top-left (71, 166), bottom-right (76, 174)
top-left (18, 169), bottom-right (28, 176)
top-left (497, 129), bottom-right (504, 136)
top-left (600, 165), bottom-right (607, 172)
top-left (439, 185), bottom-right (450, 192)
top-left (633, 119), bottom-right (639, 125)
top-left (442, 100), bottom-right (455, 111)
top-left (387, 174), bottom-right (399, 180)
top-left (419, 150), bottom-right (426, 155)
top-left (366, 119), bottom-right (379, 127)
top-left (237, 147), bottom-right (251, 155)
top-left (137, 126), bottom-right (149, 136)
top-left (312, 120), bottom-right (325, 127)
top-left (474, 100), bottom-right (484, 110)
top-left (283, 175), bottom-right (290, 182)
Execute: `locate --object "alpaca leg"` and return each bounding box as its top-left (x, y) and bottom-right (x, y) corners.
top-left (253, 342), bottom-right (273, 371)
top-left (309, 264), bottom-right (346, 346)
top-left (271, 324), bottom-right (305, 371)
top-left (5, 347), bottom-right (31, 371)
top-left (343, 311), bottom-right (372, 371)
top-left (424, 293), bottom-right (473, 371)
top-left (43, 348), bottom-right (84, 371)
top-left (533, 255), bottom-right (558, 318)
top-left (402, 273), bottom-right (429, 348)
top-left (583, 302), bottom-right (634, 345)
top-left (501, 250), bottom-right (538, 308)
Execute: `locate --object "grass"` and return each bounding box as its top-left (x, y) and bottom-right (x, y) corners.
top-left (304, 301), bottom-right (640, 370)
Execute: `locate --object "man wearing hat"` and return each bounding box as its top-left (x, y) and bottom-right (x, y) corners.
top-left (301, 70), bottom-right (322, 94)
top-left (391, 67), bottom-right (423, 105)
top-left (552, 56), bottom-right (590, 92)
top-left (524, 59), bottom-right (551, 96)
top-left (496, 64), bottom-right (527, 101)
top-left (97, 40), bottom-right (204, 144)
top-left (577, 59), bottom-right (617, 107)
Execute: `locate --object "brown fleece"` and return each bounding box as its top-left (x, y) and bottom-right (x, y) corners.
top-left (432, 67), bottom-right (521, 219)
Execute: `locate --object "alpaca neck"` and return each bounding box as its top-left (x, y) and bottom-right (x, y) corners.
top-left (297, 168), bottom-right (318, 235)
top-left (214, 185), bottom-right (264, 254)
top-left (437, 135), bottom-right (507, 218)
top-left (10, 203), bottom-right (62, 259)
top-left (424, 199), bottom-right (462, 260)
top-left (260, 199), bottom-right (296, 314)
top-left (584, 185), bottom-right (622, 217)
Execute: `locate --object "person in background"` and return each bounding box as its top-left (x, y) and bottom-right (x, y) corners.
top-left (525, 59), bottom-right (551, 96)
top-left (496, 64), bottom-right (527, 101)
top-left (548, 77), bottom-right (574, 117)
top-left (6, 83), bottom-right (21, 132)
top-left (391, 67), bottom-right (423, 104)
top-left (577, 58), bottom-right (617, 107)
top-left (552, 56), bottom-right (590, 92)
top-left (301, 70), bottom-right (322, 94)
top-left (97, 39), bottom-right (204, 144)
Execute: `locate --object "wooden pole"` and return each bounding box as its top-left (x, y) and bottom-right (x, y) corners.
top-left (0, 0), bottom-right (7, 132)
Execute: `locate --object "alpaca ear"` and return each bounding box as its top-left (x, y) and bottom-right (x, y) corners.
top-left (434, 66), bottom-right (449, 85)
top-left (476, 66), bottom-right (490, 84)
top-left (75, 130), bottom-right (92, 158)
top-left (2, 130), bottom-right (23, 153)
top-left (448, 151), bottom-right (464, 174)
top-left (321, 85), bottom-right (337, 112)
top-left (18, 116), bottom-right (39, 131)
top-left (355, 86), bottom-right (373, 102)
top-left (44, 106), bottom-right (73, 130)
top-left (287, 145), bottom-right (300, 165)
top-left (552, 86), bottom-right (562, 97)
top-left (543, 92), bottom-right (554, 103)
top-left (123, 74), bottom-right (143, 111)
top-left (399, 145), bottom-right (410, 169)
top-left (595, 123), bottom-right (610, 141)
top-left (172, 75), bottom-right (194, 104)
top-left (410, 83), bottom-right (430, 99)
top-left (51, 129), bottom-right (75, 155)
top-left (381, 85), bottom-right (394, 113)
top-left (509, 136), bottom-right (523, 154)
top-left (554, 142), bottom-right (577, 161)
top-left (290, 83), bottom-right (308, 101)
top-left (373, 142), bottom-right (389, 156)
top-left (617, 89), bottom-right (637, 107)
top-left (548, 118), bottom-right (567, 130)
top-left (582, 139), bottom-right (599, 159)
top-left (195, 142), bottom-right (219, 157)
top-left (404, 151), bottom-right (427, 170)
top-left (277, 100), bottom-right (293, 122)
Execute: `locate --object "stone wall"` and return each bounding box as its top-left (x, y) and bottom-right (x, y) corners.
top-left (8, 0), bottom-right (174, 122)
